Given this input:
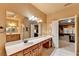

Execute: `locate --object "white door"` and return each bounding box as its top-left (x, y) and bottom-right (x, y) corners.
top-left (52, 20), bottom-right (59, 48)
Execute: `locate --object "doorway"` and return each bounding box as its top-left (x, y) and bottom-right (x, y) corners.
top-left (59, 17), bottom-right (76, 55)
top-left (51, 16), bottom-right (76, 56)
top-left (31, 23), bottom-right (42, 37)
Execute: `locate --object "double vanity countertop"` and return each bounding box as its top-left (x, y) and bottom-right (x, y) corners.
top-left (5, 35), bottom-right (52, 56)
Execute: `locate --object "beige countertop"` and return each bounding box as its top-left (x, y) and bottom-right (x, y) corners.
top-left (5, 35), bottom-right (52, 56)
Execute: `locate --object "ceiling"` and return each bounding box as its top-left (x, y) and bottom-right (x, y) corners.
top-left (32, 3), bottom-right (76, 15)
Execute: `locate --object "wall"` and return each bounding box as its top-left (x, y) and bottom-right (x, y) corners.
top-left (22, 17), bottom-right (31, 39)
top-left (0, 7), bottom-right (6, 56)
top-left (0, 4), bottom-right (47, 55)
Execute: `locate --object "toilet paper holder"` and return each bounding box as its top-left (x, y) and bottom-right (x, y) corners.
top-left (0, 26), bottom-right (5, 33)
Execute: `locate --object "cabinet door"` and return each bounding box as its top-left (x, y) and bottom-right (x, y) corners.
top-left (48, 38), bottom-right (52, 48)
top-left (31, 44), bottom-right (41, 56)
top-left (38, 44), bottom-right (42, 56)
top-left (32, 48), bottom-right (39, 56)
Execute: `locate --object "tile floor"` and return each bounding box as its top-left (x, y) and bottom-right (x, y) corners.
top-left (50, 39), bottom-right (75, 56)
top-left (41, 39), bottom-right (75, 56)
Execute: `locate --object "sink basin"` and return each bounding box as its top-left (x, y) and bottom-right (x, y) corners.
top-left (24, 39), bottom-right (34, 45)
top-left (24, 41), bottom-right (34, 46)
top-left (24, 40), bottom-right (28, 43)
top-left (28, 42), bottom-right (33, 44)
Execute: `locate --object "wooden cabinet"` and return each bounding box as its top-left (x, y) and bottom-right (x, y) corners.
top-left (6, 34), bottom-right (20, 42)
top-left (23, 48), bottom-right (32, 56)
top-left (48, 38), bottom-right (52, 48)
top-left (38, 44), bottom-right (42, 55)
top-left (10, 38), bottom-right (52, 56)
top-left (42, 38), bottom-right (52, 48)
top-left (23, 48), bottom-right (30, 54)
top-left (11, 51), bottom-right (23, 56)
top-left (32, 48), bottom-right (39, 56)
top-left (31, 44), bottom-right (40, 56)
top-left (24, 52), bottom-right (31, 56)
top-left (23, 44), bottom-right (42, 56)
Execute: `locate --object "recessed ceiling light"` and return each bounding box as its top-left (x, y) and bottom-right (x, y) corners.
top-left (68, 20), bottom-right (72, 23)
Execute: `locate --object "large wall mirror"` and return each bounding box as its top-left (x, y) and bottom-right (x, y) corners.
top-left (6, 11), bottom-right (22, 42)
top-left (6, 10), bottom-right (42, 42)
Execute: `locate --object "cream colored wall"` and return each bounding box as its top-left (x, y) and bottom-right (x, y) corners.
top-left (0, 4), bottom-right (47, 56)
top-left (22, 17), bottom-right (31, 39)
top-left (0, 8), bottom-right (6, 56)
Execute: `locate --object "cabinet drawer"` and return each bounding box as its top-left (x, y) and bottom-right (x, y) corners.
top-left (32, 48), bottom-right (39, 56)
top-left (24, 52), bottom-right (31, 56)
top-left (31, 44), bottom-right (40, 49)
top-left (23, 48), bottom-right (31, 55)
top-left (11, 51), bottom-right (23, 56)
top-left (32, 44), bottom-right (42, 56)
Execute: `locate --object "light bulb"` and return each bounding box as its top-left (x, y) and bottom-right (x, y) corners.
top-left (9, 23), bottom-right (16, 26)
top-left (29, 16), bottom-right (35, 20)
top-left (37, 19), bottom-right (42, 23)
top-left (68, 20), bottom-right (72, 23)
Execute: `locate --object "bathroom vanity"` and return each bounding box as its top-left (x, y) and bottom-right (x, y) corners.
top-left (5, 36), bottom-right (53, 56)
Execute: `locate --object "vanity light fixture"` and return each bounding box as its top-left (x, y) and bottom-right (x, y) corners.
top-left (34, 17), bottom-right (38, 21)
top-left (29, 16), bottom-right (37, 21)
top-left (8, 23), bottom-right (16, 27)
top-left (37, 19), bottom-right (42, 23)
top-left (29, 16), bottom-right (42, 23)
top-left (29, 16), bottom-right (35, 21)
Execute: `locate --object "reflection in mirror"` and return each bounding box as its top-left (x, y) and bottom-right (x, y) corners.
top-left (6, 11), bottom-right (42, 42)
top-left (6, 11), bottom-right (21, 42)
top-left (22, 17), bottom-right (31, 40)
top-left (22, 16), bottom-right (42, 40)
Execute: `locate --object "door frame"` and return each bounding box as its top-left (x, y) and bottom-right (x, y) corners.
top-left (57, 15), bottom-right (77, 56)
top-left (52, 20), bottom-right (59, 48)
top-left (31, 23), bottom-right (42, 37)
